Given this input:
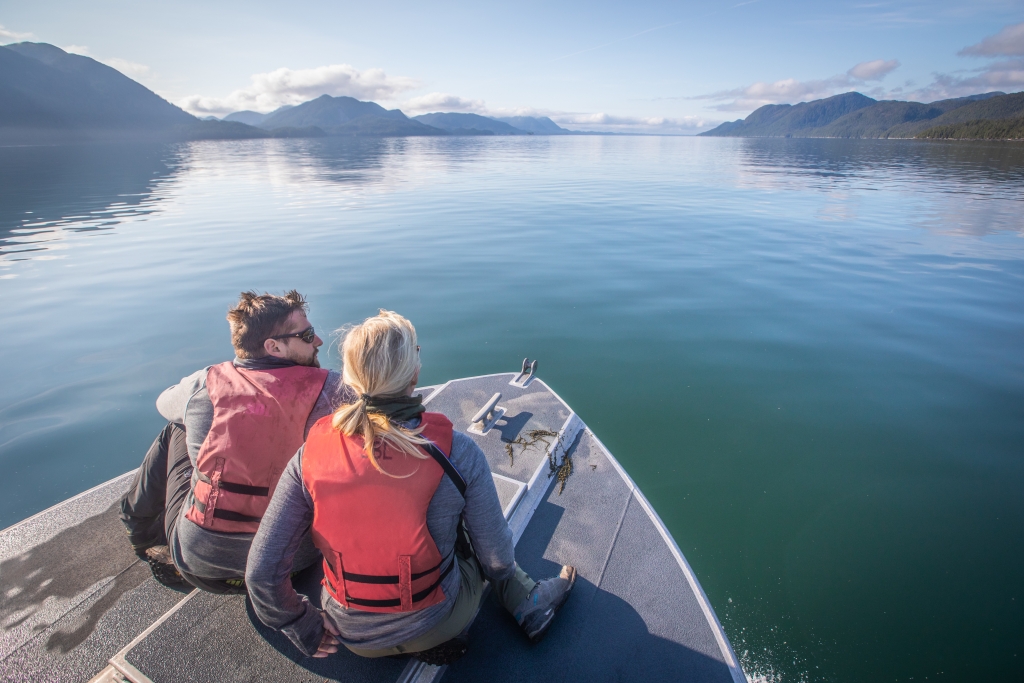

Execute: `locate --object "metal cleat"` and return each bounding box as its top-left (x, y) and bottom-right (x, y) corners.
top-left (510, 358), bottom-right (538, 388)
top-left (468, 392), bottom-right (506, 434)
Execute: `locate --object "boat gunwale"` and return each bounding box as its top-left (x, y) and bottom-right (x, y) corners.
top-left (0, 470), bottom-right (137, 537)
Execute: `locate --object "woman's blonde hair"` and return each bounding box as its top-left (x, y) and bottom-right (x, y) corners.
top-left (331, 310), bottom-right (430, 475)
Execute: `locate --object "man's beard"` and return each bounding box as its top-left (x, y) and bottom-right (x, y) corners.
top-left (289, 347), bottom-right (319, 368)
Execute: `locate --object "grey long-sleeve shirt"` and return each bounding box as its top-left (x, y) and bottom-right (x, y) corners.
top-left (157, 357), bottom-right (353, 579)
top-left (246, 425), bottom-right (515, 655)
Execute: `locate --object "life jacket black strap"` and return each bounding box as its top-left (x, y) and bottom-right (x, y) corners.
top-left (337, 550), bottom-right (453, 585)
top-left (341, 554), bottom-right (457, 608)
top-left (196, 471), bottom-right (270, 497)
top-left (422, 443), bottom-right (466, 497)
top-left (211, 509), bottom-right (263, 523)
top-left (191, 498), bottom-right (263, 523)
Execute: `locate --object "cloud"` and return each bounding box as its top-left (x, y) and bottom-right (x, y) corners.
top-left (549, 112), bottom-right (713, 134)
top-left (701, 78), bottom-right (842, 111)
top-left (105, 57), bottom-right (150, 79)
top-left (0, 24), bottom-right (32, 43)
top-left (907, 23), bottom-right (1024, 102)
top-left (62, 44), bottom-right (90, 55)
top-left (178, 64), bottom-right (420, 116)
top-left (906, 60), bottom-right (1024, 102)
top-left (847, 59), bottom-right (900, 80)
top-left (959, 21), bottom-right (1024, 57)
top-left (400, 92), bottom-right (486, 115)
top-left (696, 59), bottom-right (901, 111)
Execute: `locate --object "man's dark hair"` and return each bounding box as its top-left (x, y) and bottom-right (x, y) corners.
top-left (227, 290), bottom-right (308, 359)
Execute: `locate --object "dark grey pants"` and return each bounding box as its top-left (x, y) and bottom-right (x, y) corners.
top-left (119, 423), bottom-right (245, 594)
top-left (119, 422), bottom-right (193, 553)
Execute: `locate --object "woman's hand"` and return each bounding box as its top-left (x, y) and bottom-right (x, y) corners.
top-left (312, 610), bottom-right (341, 658)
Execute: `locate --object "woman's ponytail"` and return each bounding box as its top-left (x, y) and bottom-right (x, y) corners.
top-left (330, 310), bottom-right (430, 476)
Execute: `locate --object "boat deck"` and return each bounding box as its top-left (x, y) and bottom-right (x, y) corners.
top-left (0, 372), bottom-right (743, 683)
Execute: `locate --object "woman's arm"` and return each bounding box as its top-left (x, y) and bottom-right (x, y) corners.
top-left (451, 432), bottom-right (518, 582)
top-left (245, 449), bottom-right (324, 656)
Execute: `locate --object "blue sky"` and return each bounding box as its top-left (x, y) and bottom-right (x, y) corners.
top-left (2, 1), bottom-right (1023, 133)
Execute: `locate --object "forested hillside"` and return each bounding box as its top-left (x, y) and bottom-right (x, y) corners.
top-left (700, 91), bottom-right (1021, 139)
top-left (917, 117), bottom-right (1024, 140)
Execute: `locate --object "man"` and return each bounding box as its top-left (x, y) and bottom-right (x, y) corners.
top-left (120, 290), bottom-right (351, 592)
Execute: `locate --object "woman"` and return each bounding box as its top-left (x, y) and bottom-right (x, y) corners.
top-left (247, 310), bottom-right (575, 664)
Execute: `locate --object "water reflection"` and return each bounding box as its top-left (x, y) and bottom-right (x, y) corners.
top-left (8, 137), bottom-right (1019, 269)
top-left (0, 138), bottom-right (410, 267)
top-left (254, 135), bottom-right (531, 189)
top-left (737, 137), bottom-right (1024, 200)
top-left (0, 143), bottom-right (187, 265)
top-left (248, 137), bottom-right (394, 186)
top-left (735, 138), bottom-right (1024, 236)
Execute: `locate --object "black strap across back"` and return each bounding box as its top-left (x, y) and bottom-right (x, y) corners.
top-left (423, 443), bottom-right (467, 497)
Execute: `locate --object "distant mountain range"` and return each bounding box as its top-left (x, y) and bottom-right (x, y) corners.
top-left (222, 99), bottom-right (571, 137)
top-left (699, 91), bottom-right (1024, 138)
top-left (0, 42), bottom-right (264, 144)
top-left (492, 116), bottom-right (570, 134)
top-left (412, 112), bottom-right (526, 135)
top-left (0, 42), bottom-right (573, 143)
top-left (252, 95), bottom-right (442, 136)
top-left (6, 41), bottom-right (1020, 143)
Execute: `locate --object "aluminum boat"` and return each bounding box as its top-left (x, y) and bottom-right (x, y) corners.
top-left (0, 366), bottom-right (744, 683)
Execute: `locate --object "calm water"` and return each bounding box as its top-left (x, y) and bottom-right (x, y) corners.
top-left (1, 136), bottom-right (1022, 682)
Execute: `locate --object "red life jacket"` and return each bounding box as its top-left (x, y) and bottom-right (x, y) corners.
top-left (185, 361), bottom-right (328, 533)
top-left (302, 412), bottom-right (456, 613)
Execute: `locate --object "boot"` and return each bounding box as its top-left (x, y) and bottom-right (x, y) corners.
top-left (138, 545), bottom-right (187, 588)
top-left (513, 565), bottom-right (577, 643)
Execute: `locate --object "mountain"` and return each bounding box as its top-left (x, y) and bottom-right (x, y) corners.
top-left (808, 93), bottom-right (1007, 138)
top-left (224, 105), bottom-right (295, 126)
top-left (257, 95), bottom-right (444, 136)
top-left (223, 110), bottom-right (266, 125)
top-left (493, 116), bottom-right (571, 134)
top-left (807, 98), bottom-right (968, 138)
top-left (700, 92), bottom-right (875, 137)
top-left (699, 91), bottom-right (1021, 139)
top-left (0, 43), bottom-right (193, 129)
top-left (412, 113), bottom-right (528, 135)
top-left (0, 42), bottom-right (266, 143)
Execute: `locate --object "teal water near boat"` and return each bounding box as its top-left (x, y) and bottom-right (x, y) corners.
top-left (1, 136), bottom-right (1022, 682)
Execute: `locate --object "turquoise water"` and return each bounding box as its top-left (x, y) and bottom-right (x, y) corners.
top-left (1, 136), bottom-right (1022, 682)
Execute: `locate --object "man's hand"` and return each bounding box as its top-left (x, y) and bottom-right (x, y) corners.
top-left (312, 611), bottom-right (341, 658)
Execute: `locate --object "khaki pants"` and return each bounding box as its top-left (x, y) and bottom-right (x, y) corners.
top-left (346, 552), bottom-right (535, 657)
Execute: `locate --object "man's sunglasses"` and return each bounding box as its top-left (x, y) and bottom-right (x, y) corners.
top-left (268, 326), bottom-right (316, 344)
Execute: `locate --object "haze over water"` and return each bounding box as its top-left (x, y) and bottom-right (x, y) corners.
top-left (1, 136), bottom-right (1022, 682)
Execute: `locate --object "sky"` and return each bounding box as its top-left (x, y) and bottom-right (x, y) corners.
top-left (2, 0), bottom-right (1023, 133)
